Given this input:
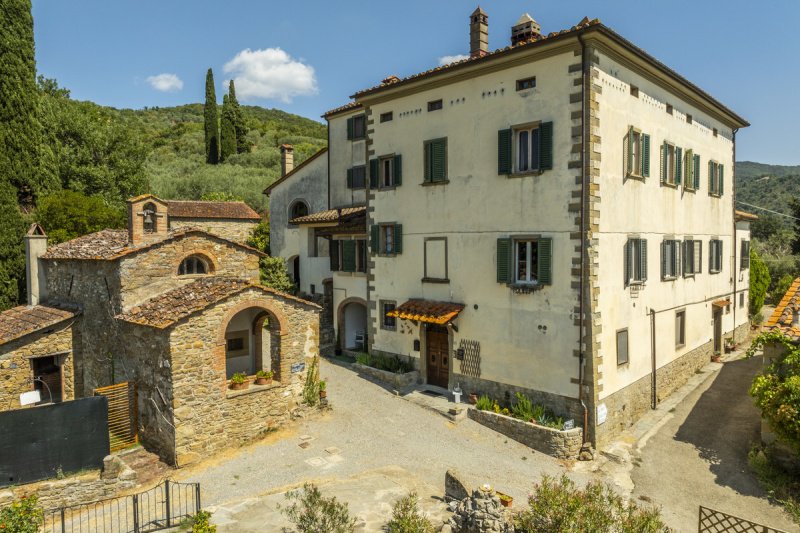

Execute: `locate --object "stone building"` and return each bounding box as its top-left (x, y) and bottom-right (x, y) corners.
top-left (0, 195), bottom-right (319, 466)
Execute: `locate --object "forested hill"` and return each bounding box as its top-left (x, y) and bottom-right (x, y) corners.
top-left (735, 161), bottom-right (800, 219)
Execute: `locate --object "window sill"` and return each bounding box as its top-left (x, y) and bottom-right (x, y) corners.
top-left (661, 182), bottom-right (678, 189)
top-left (509, 170), bottom-right (544, 178)
top-left (178, 274), bottom-right (210, 279)
top-left (226, 380), bottom-right (282, 399)
top-left (377, 253), bottom-right (398, 258)
top-left (347, 187), bottom-right (367, 191)
top-left (422, 277), bottom-right (450, 284)
top-left (662, 276), bottom-right (679, 281)
top-left (421, 180), bottom-right (449, 187)
top-left (683, 187), bottom-right (697, 193)
top-left (335, 270), bottom-right (367, 277)
top-left (709, 270), bottom-right (721, 275)
top-left (376, 185), bottom-right (397, 191)
top-left (351, 136), bottom-right (366, 142)
top-left (676, 343), bottom-right (686, 350)
top-left (380, 326), bottom-right (397, 332)
top-left (709, 193), bottom-right (722, 198)
top-left (625, 172), bottom-right (644, 181)
top-left (509, 283), bottom-right (542, 294)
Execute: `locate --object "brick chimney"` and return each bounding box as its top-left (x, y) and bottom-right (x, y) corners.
top-left (280, 144), bottom-right (294, 177)
top-left (470, 7), bottom-right (488, 58)
top-left (24, 223), bottom-right (48, 306)
top-left (511, 13), bottom-right (542, 45)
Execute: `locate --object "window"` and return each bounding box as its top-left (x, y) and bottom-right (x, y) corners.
top-left (709, 239), bottom-right (723, 273)
top-left (683, 239), bottom-right (702, 276)
top-left (428, 99), bottom-right (443, 111)
top-left (741, 240), bottom-right (750, 269)
top-left (675, 310), bottom-right (686, 347)
top-left (516, 77), bottom-right (536, 91)
top-left (424, 138), bottom-right (447, 183)
top-left (661, 239), bottom-right (681, 280)
top-left (371, 223), bottom-right (403, 255)
top-left (380, 112), bottom-right (393, 123)
top-left (683, 149), bottom-right (701, 191)
top-left (624, 238), bottom-right (648, 286)
top-left (227, 337), bottom-right (244, 351)
top-left (370, 155), bottom-right (402, 188)
top-left (660, 142), bottom-right (682, 186)
top-left (381, 157), bottom-right (394, 187)
top-left (624, 127), bottom-right (650, 178)
top-left (346, 114), bottom-right (366, 140)
top-left (616, 329), bottom-right (629, 366)
top-left (424, 237), bottom-right (448, 282)
top-left (381, 301), bottom-right (397, 330)
top-left (289, 200), bottom-right (309, 222)
top-left (708, 161), bottom-right (724, 196)
top-left (346, 166), bottom-right (366, 189)
top-left (333, 239), bottom-right (368, 273)
top-left (496, 237), bottom-right (552, 286)
top-left (178, 255), bottom-right (209, 276)
top-left (630, 85), bottom-right (639, 97)
top-left (514, 122), bottom-right (553, 173)
top-left (142, 202), bottom-right (157, 233)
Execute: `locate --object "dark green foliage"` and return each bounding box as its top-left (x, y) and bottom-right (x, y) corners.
top-left (228, 80), bottom-right (250, 154)
top-left (749, 248), bottom-right (771, 317)
top-left (258, 256), bottom-right (294, 292)
top-left (772, 274), bottom-right (796, 306)
top-left (191, 510), bottom-right (217, 533)
top-left (204, 68), bottom-right (219, 164)
top-left (0, 495), bottom-right (44, 532)
top-left (514, 475), bottom-right (671, 533)
top-left (387, 492), bottom-right (434, 533)
top-left (752, 213), bottom-right (784, 241)
top-left (0, 0), bottom-right (58, 204)
top-left (0, 181), bottom-right (27, 311)
top-left (200, 191), bottom-right (243, 202)
top-left (281, 483), bottom-right (356, 533)
top-left (219, 94), bottom-right (236, 161)
top-left (36, 190), bottom-right (125, 244)
top-left (246, 220), bottom-right (269, 254)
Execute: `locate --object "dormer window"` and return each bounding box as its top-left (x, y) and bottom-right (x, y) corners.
top-left (143, 202), bottom-right (157, 233)
top-left (178, 255), bottom-right (209, 276)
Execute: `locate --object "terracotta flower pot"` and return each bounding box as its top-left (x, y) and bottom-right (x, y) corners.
top-left (255, 377), bottom-right (272, 386)
top-left (319, 389), bottom-right (327, 399)
top-left (497, 492), bottom-right (513, 508)
top-left (230, 380), bottom-right (250, 390)
top-left (468, 393), bottom-right (478, 404)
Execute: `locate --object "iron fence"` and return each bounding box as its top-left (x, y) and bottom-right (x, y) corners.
top-left (43, 480), bottom-right (200, 533)
top-left (698, 505), bottom-right (789, 533)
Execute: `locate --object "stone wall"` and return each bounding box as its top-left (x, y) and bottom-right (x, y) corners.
top-left (169, 218), bottom-right (258, 245)
top-left (732, 321), bottom-right (751, 344)
top-left (353, 363), bottom-right (419, 392)
top-left (118, 233), bottom-right (261, 311)
top-left (468, 408), bottom-right (583, 459)
top-left (168, 288), bottom-right (320, 466)
top-left (0, 321), bottom-right (75, 411)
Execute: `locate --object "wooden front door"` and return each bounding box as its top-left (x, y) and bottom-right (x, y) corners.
top-left (713, 309), bottom-right (722, 355)
top-left (426, 326), bottom-right (449, 388)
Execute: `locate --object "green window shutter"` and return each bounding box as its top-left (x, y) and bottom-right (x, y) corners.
top-left (708, 161), bottom-right (714, 192)
top-left (709, 240), bottom-right (715, 272)
top-left (369, 159), bottom-right (379, 188)
top-left (497, 129), bottom-right (512, 174)
top-left (682, 241), bottom-right (689, 277)
top-left (393, 154), bottom-right (402, 186)
top-left (537, 237), bottom-right (553, 285)
top-left (346, 168), bottom-right (353, 189)
top-left (497, 238), bottom-right (513, 283)
top-left (641, 134), bottom-right (651, 177)
top-left (370, 225), bottom-right (379, 253)
top-left (660, 241), bottom-right (666, 280)
top-left (625, 127), bottom-right (633, 174)
top-left (685, 149), bottom-right (693, 188)
top-left (660, 142), bottom-right (667, 184)
top-left (719, 164), bottom-right (724, 195)
top-left (640, 239), bottom-right (648, 281)
top-left (624, 240), bottom-right (632, 286)
top-left (329, 240), bottom-right (340, 271)
top-left (431, 139), bottom-right (446, 181)
top-left (393, 224), bottom-right (403, 254)
top-left (693, 154), bottom-right (701, 190)
top-left (674, 147), bottom-right (682, 185)
top-left (539, 121), bottom-right (553, 170)
top-left (341, 240), bottom-right (356, 272)
top-left (346, 117), bottom-right (354, 140)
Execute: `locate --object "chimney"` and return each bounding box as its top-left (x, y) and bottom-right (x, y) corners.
top-left (469, 7), bottom-right (488, 58)
top-left (511, 13), bottom-right (542, 46)
top-left (280, 144), bottom-right (294, 177)
top-left (24, 223), bottom-right (48, 306)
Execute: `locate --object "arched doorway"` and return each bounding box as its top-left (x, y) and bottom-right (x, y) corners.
top-left (222, 306), bottom-right (283, 380)
top-left (338, 298), bottom-right (367, 352)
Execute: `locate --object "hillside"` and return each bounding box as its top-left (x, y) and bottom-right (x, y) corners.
top-left (735, 161), bottom-right (800, 220)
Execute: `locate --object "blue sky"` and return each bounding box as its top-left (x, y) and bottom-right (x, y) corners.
top-left (32, 0), bottom-right (799, 164)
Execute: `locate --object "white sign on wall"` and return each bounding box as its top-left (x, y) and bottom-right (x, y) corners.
top-left (596, 403), bottom-right (608, 425)
top-left (19, 390), bottom-right (41, 406)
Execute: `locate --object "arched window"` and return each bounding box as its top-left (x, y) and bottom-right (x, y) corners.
top-left (289, 200), bottom-right (309, 221)
top-left (178, 255), bottom-right (209, 276)
top-left (143, 202), bottom-right (157, 233)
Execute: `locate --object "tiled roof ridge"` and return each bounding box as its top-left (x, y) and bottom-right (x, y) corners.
top-left (164, 199), bottom-right (261, 220)
top-left (322, 101), bottom-right (363, 118)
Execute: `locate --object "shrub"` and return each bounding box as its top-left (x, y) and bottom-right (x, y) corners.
top-left (230, 372), bottom-right (247, 385)
top-left (355, 352), bottom-right (372, 366)
top-left (281, 483), bottom-right (356, 533)
top-left (192, 510), bottom-right (217, 533)
top-left (475, 395), bottom-right (493, 411)
top-left (0, 495), bottom-right (44, 533)
top-left (302, 357), bottom-right (320, 407)
top-left (750, 248), bottom-right (771, 317)
top-left (514, 475), bottom-right (671, 533)
top-left (387, 491), bottom-right (434, 533)
top-left (512, 392), bottom-right (535, 421)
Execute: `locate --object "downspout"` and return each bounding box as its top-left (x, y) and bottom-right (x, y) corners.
top-left (326, 119), bottom-right (332, 210)
top-left (577, 33), bottom-right (589, 444)
top-left (650, 309), bottom-right (657, 409)
top-left (732, 128), bottom-right (739, 339)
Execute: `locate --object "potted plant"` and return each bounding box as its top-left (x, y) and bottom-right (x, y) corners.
top-left (468, 392), bottom-right (478, 405)
top-left (229, 372), bottom-right (250, 390)
top-left (318, 380), bottom-right (327, 399)
top-left (497, 492), bottom-right (513, 508)
top-left (255, 369), bottom-right (273, 385)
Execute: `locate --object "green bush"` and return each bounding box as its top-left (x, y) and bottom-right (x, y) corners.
top-left (281, 483), bottom-right (356, 533)
top-left (387, 491), bottom-right (434, 533)
top-left (0, 495), bottom-right (44, 533)
top-left (750, 248), bottom-right (771, 317)
top-left (303, 357), bottom-right (320, 407)
top-left (259, 256), bottom-right (295, 293)
top-left (512, 392), bottom-right (535, 421)
top-left (191, 510), bottom-right (217, 533)
top-left (355, 352), bottom-right (372, 366)
top-left (475, 395), bottom-right (493, 411)
top-left (36, 190), bottom-right (125, 244)
top-left (514, 475), bottom-right (671, 533)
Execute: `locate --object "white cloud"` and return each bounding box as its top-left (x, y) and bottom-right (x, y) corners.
top-left (438, 54), bottom-right (470, 66)
top-left (146, 73), bottom-right (184, 92)
top-left (223, 48), bottom-right (317, 103)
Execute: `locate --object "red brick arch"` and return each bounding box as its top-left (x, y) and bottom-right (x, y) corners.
top-left (216, 297), bottom-right (290, 344)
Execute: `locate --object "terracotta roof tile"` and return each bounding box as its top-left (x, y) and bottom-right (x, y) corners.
top-left (766, 278), bottom-right (800, 339)
top-left (117, 277), bottom-right (319, 328)
top-left (290, 206), bottom-right (366, 224)
top-left (165, 200), bottom-right (260, 220)
top-left (387, 299), bottom-right (464, 325)
top-left (322, 101), bottom-right (363, 119)
top-left (735, 210), bottom-right (759, 221)
top-left (0, 304), bottom-right (80, 345)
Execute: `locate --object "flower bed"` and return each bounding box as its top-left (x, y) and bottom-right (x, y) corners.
top-left (468, 408), bottom-right (583, 459)
top-left (354, 363), bottom-right (418, 392)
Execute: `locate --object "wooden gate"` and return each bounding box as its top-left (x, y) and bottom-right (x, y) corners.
top-left (95, 382), bottom-right (138, 452)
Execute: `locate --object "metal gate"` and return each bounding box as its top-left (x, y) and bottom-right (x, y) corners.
top-left (95, 382), bottom-right (138, 452)
top-left (698, 506), bottom-right (789, 533)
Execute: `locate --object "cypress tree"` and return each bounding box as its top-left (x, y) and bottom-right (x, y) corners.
top-left (204, 68), bottom-right (219, 164)
top-left (0, 0), bottom-right (58, 204)
top-left (220, 94), bottom-right (236, 162)
top-left (228, 80), bottom-right (249, 153)
top-left (0, 180), bottom-right (27, 310)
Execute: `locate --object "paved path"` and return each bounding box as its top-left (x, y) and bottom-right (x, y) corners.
top-left (174, 358), bottom-right (588, 530)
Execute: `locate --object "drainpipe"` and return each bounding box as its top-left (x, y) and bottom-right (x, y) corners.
top-left (650, 309), bottom-right (657, 409)
top-left (731, 128), bottom-right (739, 340)
top-left (577, 33), bottom-right (589, 444)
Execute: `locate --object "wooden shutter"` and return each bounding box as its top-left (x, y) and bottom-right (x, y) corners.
top-left (498, 129), bottom-right (512, 174)
top-left (660, 142), bottom-right (668, 184)
top-left (497, 238), bottom-right (513, 283)
top-left (682, 241), bottom-right (690, 276)
top-left (346, 117), bottom-right (354, 140)
top-left (432, 139), bottom-right (446, 181)
top-left (685, 149), bottom-right (693, 188)
top-left (693, 154), bottom-right (701, 190)
top-left (393, 154), bottom-right (402, 186)
top-left (719, 164), bottom-right (724, 195)
top-left (537, 238), bottom-right (552, 285)
top-left (674, 147), bottom-right (682, 185)
top-left (625, 127), bottom-right (633, 175)
top-left (329, 240), bottom-right (340, 271)
top-left (708, 161), bottom-right (714, 192)
top-left (624, 240), bottom-right (632, 286)
top-left (660, 241), bottom-right (667, 280)
top-left (369, 159), bottom-right (379, 188)
top-left (642, 134), bottom-right (651, 177)
top-left (393, 224), bottom-right (403, 254)
top-left (539, 122), bottom-right (553, 170)
top-left (346, 168), bottom-right (354, 189)
top-left (341, 240), bottom-right (356, 272)
top-left (640, 239), bottom-right (648, 281)
top-left (370, 225), bottom-right (379, 253)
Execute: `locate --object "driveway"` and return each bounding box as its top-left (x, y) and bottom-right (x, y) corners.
top-left (629, 355), bottom-right (796, 532)
top-left (174, 358), bottom-right (589, 530)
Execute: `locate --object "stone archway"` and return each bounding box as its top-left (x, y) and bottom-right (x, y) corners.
top-left (337, 297), bottom-right (367, 352)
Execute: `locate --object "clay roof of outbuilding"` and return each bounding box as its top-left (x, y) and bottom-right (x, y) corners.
top-left (0, 304), bottom-right (80, 346)
top-left (42, 228), bottom-right (265, 261)
top-left (165, 200), bottom-right (260, 220)
top-left (766, 277), bottom-right (800, 341)
top-left (290, 206), bottom-right (366, 225)
top-left (116, 277), bottom-right (319, 329)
